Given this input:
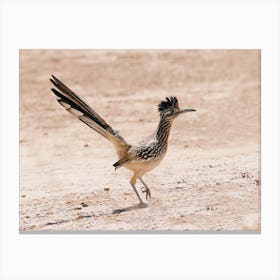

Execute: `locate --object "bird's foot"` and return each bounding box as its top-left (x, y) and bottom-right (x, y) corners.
top-left (141, 187), bottom-right (151, 200)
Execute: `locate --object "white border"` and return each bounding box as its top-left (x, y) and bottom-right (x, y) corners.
top-left (1, 1), bottom-right (279, 279)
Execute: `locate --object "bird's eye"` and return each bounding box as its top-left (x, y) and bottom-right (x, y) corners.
top-left (166, 109), bottom-right (174, 116)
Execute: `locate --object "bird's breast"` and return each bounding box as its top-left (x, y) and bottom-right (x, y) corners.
top-left (123, 156), bottom-right (164, 176)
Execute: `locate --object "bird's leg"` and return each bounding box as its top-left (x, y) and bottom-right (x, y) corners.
top-left (139, 177), bottom-right (151, 200)
top-left (130, 175), bottom-right (144, 205)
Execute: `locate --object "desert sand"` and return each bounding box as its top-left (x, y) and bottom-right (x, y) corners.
top-left (19, 50), bottom-right (260, 232)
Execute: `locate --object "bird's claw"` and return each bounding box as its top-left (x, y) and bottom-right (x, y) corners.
top-left (141, 188), bottom-right (151, 200)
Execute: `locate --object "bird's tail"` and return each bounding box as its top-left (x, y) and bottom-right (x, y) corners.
top-left (49, 75), bottom-right (130, 157)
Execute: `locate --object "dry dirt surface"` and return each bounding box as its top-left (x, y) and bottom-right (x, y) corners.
top-left (19, 50), bottom-right (260, 232)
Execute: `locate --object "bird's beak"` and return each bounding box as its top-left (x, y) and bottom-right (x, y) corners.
top-left (176, 108), bottom-right (196, 116)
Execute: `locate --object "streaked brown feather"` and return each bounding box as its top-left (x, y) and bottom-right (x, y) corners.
top-left (50, 75), bottom-right (130, 157)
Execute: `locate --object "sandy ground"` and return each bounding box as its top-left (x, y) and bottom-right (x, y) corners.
top-left (19, 50), bottom-right (260, 232)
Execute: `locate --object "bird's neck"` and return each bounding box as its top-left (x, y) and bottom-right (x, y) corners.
top-left (155, 117), bottom-right (172, 143)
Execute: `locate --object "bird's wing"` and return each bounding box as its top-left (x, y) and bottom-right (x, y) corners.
top-left (50, 75), bottom-right (130, 157)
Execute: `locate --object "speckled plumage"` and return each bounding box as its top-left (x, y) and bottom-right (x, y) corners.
top-left (50, 75), bottom-right (195, 204)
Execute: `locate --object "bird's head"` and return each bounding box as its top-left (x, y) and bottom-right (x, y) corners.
top-left (158, 96), bottom-right (196, 120)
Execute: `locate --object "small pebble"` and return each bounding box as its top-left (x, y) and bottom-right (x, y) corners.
top-left (81, 202), bottom-right (88, 207)
top-left (84, 144), bottom-right (89, 147)
top-left (21, 195), bottom-right (26, 197)
top-left (209, 164), bottom-right (214, 168)
top-left (104, 187), bottom-right (110, 191)
top-left (74, 207), bottom-right (82, 210)
top-left (113, 208), bottom-right (126, 214)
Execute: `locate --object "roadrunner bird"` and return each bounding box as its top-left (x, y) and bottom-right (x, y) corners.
top-left (50, 75), bottom-right (196, 205)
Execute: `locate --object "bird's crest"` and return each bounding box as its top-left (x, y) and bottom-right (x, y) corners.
top-left (158, 96), bottom-right (179, 112)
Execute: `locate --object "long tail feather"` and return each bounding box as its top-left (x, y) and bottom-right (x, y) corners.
top-left (50, 75), bottom-right (130, 157)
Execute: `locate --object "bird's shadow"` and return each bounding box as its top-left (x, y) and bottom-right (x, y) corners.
top-left (112, 203), bottom-right (148, 214)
